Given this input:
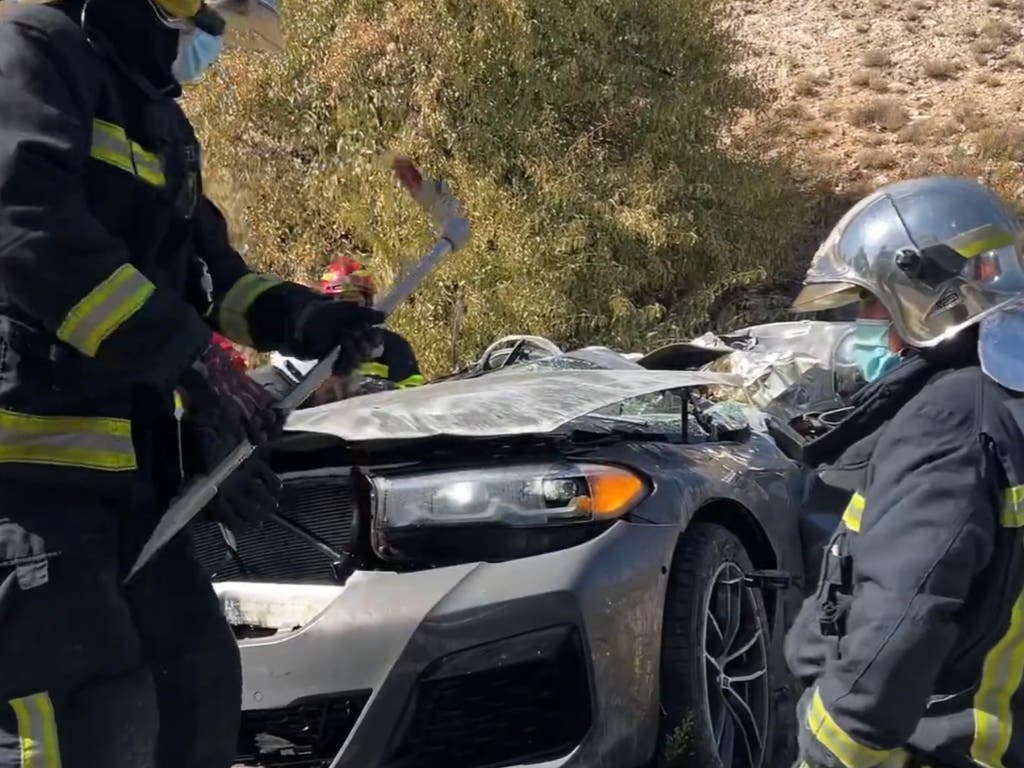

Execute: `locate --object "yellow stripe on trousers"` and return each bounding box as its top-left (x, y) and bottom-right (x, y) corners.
top-left (9, 692), bottom-right (61, 768)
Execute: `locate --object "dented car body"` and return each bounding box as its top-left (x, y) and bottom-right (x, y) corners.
top-left (192, 323), bottom-right (857, 768)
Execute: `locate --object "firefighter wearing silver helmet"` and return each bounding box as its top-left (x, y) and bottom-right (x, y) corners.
top-left (785, 176), bottom-right (1024, 768)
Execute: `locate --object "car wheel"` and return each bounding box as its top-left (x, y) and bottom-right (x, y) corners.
top-left (657, 522), bottom-right (774, 768)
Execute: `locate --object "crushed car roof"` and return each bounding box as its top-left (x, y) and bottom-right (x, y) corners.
top-left (284, 369), bottom-right (741, 442)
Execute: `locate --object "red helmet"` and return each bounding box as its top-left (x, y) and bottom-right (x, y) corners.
top-left (318, 256), bottom-right (376, 304)
top-left (211, 332), bottom-right (248, 372)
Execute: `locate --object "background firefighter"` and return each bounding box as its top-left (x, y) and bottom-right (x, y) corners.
top-left (0, 1), bottom-right (383, 767)
top-left (255, 256), bottom-right (425, 406)
top-left (785, 176), bottom-right (1024, 768)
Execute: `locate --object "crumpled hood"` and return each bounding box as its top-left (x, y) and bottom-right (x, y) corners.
top-left (284, 369), bottom-right (740, 442)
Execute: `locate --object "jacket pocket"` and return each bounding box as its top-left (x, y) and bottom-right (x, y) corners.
top-left (816, 526), bottom-right (854, 639)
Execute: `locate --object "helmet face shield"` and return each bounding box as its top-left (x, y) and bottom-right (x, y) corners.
top-left (980, 301), bottom-right (1024, 391)
top-left (207, 0), bottom-right (284, 51)
top-left (795, 177), bottom-right (1024, 348)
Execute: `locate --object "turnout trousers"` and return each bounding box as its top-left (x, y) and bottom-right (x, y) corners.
top-left (0, 478), bottom-right (240, 768)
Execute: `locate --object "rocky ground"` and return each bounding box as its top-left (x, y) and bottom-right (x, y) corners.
top-left (728, 0), bottom-right (1024, 198)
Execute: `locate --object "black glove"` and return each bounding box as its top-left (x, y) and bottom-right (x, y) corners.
top-left (178, 342), bottom-right (286, 446)
top-left (292, 300), bottom-right (385, 377)
top-left (203, 452), bottom-right (282, 534)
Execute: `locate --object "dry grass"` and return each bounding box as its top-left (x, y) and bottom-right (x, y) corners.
top-left (851, 70), bottom-right (890, 91)
top-left (952, 100), bottom-right (989, 131)
top-left (971, 38), bottom-right (997, 54)
top-left (897, 119), bottom-right (934, 144)
top-left (186, 0), bottom-right (828, 369)
top-left (793, 72), bottom-right (829, 96)
top-left (848, 97), bottom-right (910, 131)
top-left (923, 58), bottom-right (959, 79)
top-left (974, 125), bottom-right (1024, 160)
top-left (856, 148), bottom-right (898, 169)
top-left (980, 19), bottom-right (1020, 43)
top-left (860, 48), bottom-right (892, 68)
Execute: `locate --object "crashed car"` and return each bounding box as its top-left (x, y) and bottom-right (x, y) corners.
top-left (191, 320), bottom-right (859, 768)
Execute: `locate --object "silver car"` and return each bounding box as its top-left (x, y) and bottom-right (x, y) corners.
top-left (194, 322), bottom-right (858, 768)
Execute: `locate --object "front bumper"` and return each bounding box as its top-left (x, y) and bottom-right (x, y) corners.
top-left (217, 520), bottom-right (678, 768)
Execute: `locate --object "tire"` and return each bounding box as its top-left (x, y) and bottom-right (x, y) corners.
top-left (656, 523), bottom-right (774, 768)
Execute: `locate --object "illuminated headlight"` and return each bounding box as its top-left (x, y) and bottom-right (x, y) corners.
top-left (372, 462), bottom-right (648, 529)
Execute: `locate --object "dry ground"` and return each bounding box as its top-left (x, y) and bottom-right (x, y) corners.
top-left (728, 0), bottom-right (1024, 198)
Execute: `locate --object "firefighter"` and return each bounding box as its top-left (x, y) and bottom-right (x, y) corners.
top-left (0, 2), bottom-right (382, 767)
top-left (785, 176), bottom-right (1024, 768)
top-left (258, 256), bottom-right (425, 405)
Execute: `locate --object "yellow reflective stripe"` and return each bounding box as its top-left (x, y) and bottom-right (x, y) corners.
top-left (949, 224), bottom-right (1016, 259)
top-left (0, 408), bottom-right (136, 472)
top-left (9, 692), bottom-right (62, 768)
top-left (130, 142), bottom-right (166, 187)
top-left (219, 273), bottom-right (284, 347)
top-left (56, 264), bottom-right (155, 357)
top-left (841, 492), bottom-right (865, 533)
top-left (395, 373), bottom-right (425, 388)
top-left (90, 119), bottom-right (165, 188)
top-left (90, 119), bottom-right (133, 174)
top-left (359, 361), bottom-right (390, 379)
top-left (1001, 485), bottom-right (1024, 528)
top-left (972, 554), bottom-right (1024, 768)
top-left (807, 688), bottom-right (891, 768)
top-left (154, 0), bottom-right (202, 17)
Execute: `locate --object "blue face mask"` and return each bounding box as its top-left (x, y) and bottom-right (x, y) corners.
top-left (853, 319), bottom-right (902, 383)
top-left (172, 29), bottom-right (224, 85)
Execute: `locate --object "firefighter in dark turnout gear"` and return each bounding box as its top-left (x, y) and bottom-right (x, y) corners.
top-left (0, 2), bottom-right (382, 767)
top-left (785, 176), bottom-right (1024, 768)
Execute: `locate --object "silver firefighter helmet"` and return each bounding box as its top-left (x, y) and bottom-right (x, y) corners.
top-left (792, 176), bottom-right (1024, 390)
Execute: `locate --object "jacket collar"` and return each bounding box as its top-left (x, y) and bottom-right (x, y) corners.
top-left (801, 354), bottom-right (936, 471)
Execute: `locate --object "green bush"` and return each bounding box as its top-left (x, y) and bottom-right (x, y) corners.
top-left (186, 0), bottom-right (817, 375)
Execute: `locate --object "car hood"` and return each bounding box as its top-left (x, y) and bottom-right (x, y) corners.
top-left (284, 369), bottom-right (740, 442)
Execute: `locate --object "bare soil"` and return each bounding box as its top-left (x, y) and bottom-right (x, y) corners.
top-left (728, 0), bottom-right (1024, 197)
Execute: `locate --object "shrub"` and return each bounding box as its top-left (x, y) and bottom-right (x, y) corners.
top-left (186, 0), bottom-right (815, 373)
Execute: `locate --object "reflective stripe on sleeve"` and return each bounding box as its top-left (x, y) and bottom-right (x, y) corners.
top-left (9, 692), bottom-right (62, 768)
top-left (0, 408), bottom-right (136, 472)
top-left (1001, 485), bottom-right (1024, 528)
top-left (971, 556), bottom-right (1024, 768)
top-left (90, 119), bottom-right (166, 188)
top-left (90, 119), bottom-right (134, 174)
top-left (56, 264), bottom-right (155, 357)
top-left (219, 273), bottom-right (284, 347)
top-left (395, 373), bottom-right (425, 388)
top-left (130, 142), bottom-right (166, 187)
top-left (841, 492), bottom-right (865, 533)
top-left (806, 688), bottom-right (892, 768)
top-left (359, 361), bottom-right (390, 379)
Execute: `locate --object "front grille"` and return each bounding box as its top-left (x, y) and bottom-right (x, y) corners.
top-left (191, 468), bottom-right (356, 584)
top-left (388, 627), bottom-right (592, 768)
top-left (236, 692), bottom-right (370, 767)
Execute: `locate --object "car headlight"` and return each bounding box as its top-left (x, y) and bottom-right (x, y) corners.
top-left (371, 462), bottom-right (648, 530)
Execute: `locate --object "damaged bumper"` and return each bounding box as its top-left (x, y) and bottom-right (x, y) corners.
top-left (217, 520), bottom-right (677, 768)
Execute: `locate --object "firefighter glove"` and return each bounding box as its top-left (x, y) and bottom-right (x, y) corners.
top-left (292, 300), bottom-right (385, 377)
top-left (179, 342), bottom-right (285, 446)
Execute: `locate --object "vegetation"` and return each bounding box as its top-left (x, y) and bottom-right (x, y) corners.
top-left (186, 0), bottom-right (822, 374)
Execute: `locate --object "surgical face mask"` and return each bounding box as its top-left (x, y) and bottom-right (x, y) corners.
top-left (853, 319), bottom-right (902, 383)
top-left (171, 28), bottom-right (224, 84)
